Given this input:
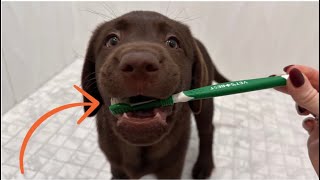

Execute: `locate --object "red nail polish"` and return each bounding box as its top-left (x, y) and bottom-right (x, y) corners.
top-left (289, 68), bottom-right (305, 88)
top-left (283, 65), bottom-right (294, 72)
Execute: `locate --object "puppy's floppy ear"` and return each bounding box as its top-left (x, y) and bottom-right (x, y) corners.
top-left (188, 39), bottom-right (209, 114)
top-left (81, 33), bottom-right (103, 116)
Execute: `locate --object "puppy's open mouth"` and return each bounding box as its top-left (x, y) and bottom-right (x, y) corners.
top-left (110, 95), bottom-right (173, 145)
top-left (111, 95), bottom-right (173, 124)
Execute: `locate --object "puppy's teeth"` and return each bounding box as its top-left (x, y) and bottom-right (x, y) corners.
top-left (123, 113), bottom-right (129, 118)
top-left (113, 98), bottom-right (122, 105)
top-left (110, 98), bottom-right (118, 105)
top-left (155, 112), bottom-right (161, 118)
top-left (111, 98), bottom-right (114, 105)
top-left (110, 98), bottom-right (130, 105)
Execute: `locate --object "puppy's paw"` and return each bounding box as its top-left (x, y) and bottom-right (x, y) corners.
top-left (192, 159), bottom-right (214, 179)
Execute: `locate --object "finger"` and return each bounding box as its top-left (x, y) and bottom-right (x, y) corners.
top-left (284, 65), bottom-right (319, 91)
top-left (274, 86), bottom-right (289, 94)
top-left (287, 68), bottom-right (319, 116)
top-left (269, 74), bottom-right (289, 94)
top-left (302, 117), bottom-right (317, 134)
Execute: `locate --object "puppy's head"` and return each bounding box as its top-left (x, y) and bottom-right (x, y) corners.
top-left (82, 11), bottom-right (208, 146)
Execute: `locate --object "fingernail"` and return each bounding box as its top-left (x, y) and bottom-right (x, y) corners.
top-left (302, 118), bottom-right (315, 132)
top-left (289, 68), bottom-right (305, 88)
top-left (283, 65), bottom-right (294, 72)
top-left (268, 74), bottom-right (276, 77)
top-left (297, 105), bottom-right (307, 114)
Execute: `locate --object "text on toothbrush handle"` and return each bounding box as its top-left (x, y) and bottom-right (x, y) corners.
top-left (211, 81), bottom-right (248, 90)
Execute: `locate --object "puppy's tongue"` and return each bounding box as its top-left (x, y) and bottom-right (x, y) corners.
top-left (115, 107), bottom-right (171, 145)
top-left (127, 110), bottom-right (155, 118)
top-left (117, 108), bottom-right (169, 125)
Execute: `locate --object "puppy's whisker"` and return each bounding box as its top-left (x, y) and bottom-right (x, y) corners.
top-left (82, 77), bottom-right (96, 87)
top-left (83, 75), bottom-right (100, 91)
top-left (174, 15), bottom-right (194, 21)
top-left (83, 69), bottom-right (101, 82)
top-left (82, 9), bottom-right (112, 20)
top-left (179, 16), bottom-right (201, 23)
top-left (102, 2), bottom-right (118, 19)
top-left (173, 8), bottom-right (186, 20)
top-left (82, 72), bottom-right (96, 82)
top-left (84, 79), bottom-right (97, 91)
top-left (82, 78), bottom-right (96, 88)
top-left (167, 7), bottom-right (178, 18)
top-left (165, 1), bottom-right (171, 17)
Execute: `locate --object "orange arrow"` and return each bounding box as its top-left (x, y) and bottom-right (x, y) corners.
top-left (19, 85), bottom-right (99, 174)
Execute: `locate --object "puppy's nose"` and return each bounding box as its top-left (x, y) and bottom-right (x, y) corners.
top-left (120, 52), bottom-right (159, 73)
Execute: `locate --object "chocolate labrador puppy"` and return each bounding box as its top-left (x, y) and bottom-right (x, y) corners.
top-left (81, 11), bottom-right (228, 179)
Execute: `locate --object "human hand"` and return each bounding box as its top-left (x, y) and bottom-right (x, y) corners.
top-left (276, 65), bottom-right (319, 116)
top-left (274, 65), bottom-right (319, 176)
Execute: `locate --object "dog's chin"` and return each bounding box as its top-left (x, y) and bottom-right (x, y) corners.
top-left (114, 106), bottom-right (173, 146)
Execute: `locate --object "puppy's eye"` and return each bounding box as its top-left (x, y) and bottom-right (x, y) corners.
top-left (165, 37), bottom-right (180, 49)
top-left (105, 35), bottom-right (120, 47)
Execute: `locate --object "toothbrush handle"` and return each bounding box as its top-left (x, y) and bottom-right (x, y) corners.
top-left (183, 75), bottom-right (288, 100)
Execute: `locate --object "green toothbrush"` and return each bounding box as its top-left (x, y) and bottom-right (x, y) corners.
top-left (109, 75), bottom-right (288, 115)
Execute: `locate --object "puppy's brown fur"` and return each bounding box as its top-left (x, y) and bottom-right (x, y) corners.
top-left (81, 11), bottom-right (228, 179)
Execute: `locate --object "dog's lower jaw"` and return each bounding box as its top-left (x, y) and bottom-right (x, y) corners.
top-left (114, 122), bottom-right (169, 146)
top-left (113, 110), bottom-right (171, 146)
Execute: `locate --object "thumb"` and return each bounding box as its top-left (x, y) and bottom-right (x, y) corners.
top-left (287, 68), bottom-right (319, 116)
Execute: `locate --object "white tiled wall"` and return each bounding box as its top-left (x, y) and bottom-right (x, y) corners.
top-left (2, 2), bottom-right (319, 112)
top-left (2, 2), bottom-right (75, 113)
